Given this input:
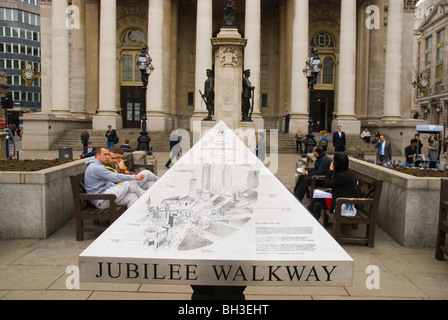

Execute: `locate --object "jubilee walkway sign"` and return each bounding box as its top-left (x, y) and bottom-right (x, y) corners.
top-left (79, 122), bottom-right (353, 296)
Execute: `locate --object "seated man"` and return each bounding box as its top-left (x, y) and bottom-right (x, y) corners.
top-left (108, 148), bottom-right (159, 190)
top-left (80, 142), bottom-right (96, 159)
top-left (293, 146), bottom-right (332, 202)
top-left (84, 147), bottom-right (145, 209)
top-left (404, 138), bottom-right (418, 165)
top-left (119, 140), bottom-right (132, 152)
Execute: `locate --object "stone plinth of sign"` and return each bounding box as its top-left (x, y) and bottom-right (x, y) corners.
top-left (79, 121), bottom-right (353, 289)
top-left (211, 28), bottom-right (247, 130)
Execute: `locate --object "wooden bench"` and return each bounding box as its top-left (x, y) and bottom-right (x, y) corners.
top-left (323, 171), bottom-right (383, 248)
top-left (123, 153), bottom-right (155, 174)
top-left (69, 172), bottom-right (127, 241)
top-left (435, 179), bottom-right (448, 260)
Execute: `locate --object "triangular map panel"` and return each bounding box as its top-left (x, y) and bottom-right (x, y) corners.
top-left (79, 121), bottom-right (353, 286)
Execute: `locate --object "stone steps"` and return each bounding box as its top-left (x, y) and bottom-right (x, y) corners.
top-left (50, 128), bottom-right (401, 156)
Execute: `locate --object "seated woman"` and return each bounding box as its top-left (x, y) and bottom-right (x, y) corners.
top-left (307, 152), bottom-right (356, 220)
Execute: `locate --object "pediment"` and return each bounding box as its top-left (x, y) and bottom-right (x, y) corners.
top-left (418, 1), bottom-right (448, 32)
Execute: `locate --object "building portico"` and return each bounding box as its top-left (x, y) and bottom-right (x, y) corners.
top-left (22, 0), bottom-right (418, 151)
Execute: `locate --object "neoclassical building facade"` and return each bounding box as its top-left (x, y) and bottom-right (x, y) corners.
top-left (22, 0), bottom-right (419, 151)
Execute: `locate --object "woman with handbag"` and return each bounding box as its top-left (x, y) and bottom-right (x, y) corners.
top-left (307, 152), bottom-right (356, 220)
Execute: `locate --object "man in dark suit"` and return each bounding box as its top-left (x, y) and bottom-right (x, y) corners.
top-left (293, 146), bottom-right (332, 202)
top-left (375, 134), bottom-right (392, 164)
top-left (332, 125), bottom-right (346, 152)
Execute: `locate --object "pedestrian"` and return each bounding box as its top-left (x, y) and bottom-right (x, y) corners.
top-left (81, 128), bottom-right (89, 153)
top-left (427, 134), bottom-right (440, 161)
top-left (84, 147), bottom-right (145, 209)
top-left (165, 128), bottom-right (181, 168)
top-left (375, 134), bottom-right (392, 164)
top-left (307, 152), bottom-right (356, 220)
top-left (108, 148), bottom-right (159, 190)
top-left (257, 131), bottom-right (266, 163)
top-left (404, 139), bottom-right (418, 165)
top-left (119, 140), bottom-right (132, 152)
top-left (284, 110), bottom-right (290, 133)
top-left (80, 141), bottom-right (96, 159)
top-left (332, 125), bottom-right (346, 152)
top-left (361, 128), bottom-right (371, 144)
top-left (294, 129), bottom-right (303, 154)
top-left (319, 130), bottom-right (329, 151)
top-left (105, 125), bottom-right (117, 149)
top-left (293, 146), bottom-right (332, 202)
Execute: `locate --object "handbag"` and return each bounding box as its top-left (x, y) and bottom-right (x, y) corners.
top-left (341, 203), bottom-right (357, 217)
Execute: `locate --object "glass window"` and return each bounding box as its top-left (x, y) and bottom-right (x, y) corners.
top-left (134, 103), bottom-right (140, 121)
top-left (322, 57), bottom-right (334, 84)
top-left (438, 29), bottom-right (445, 43)
top-left (121, 54), bottom-right (134, 82)
top-left (14, 92), bottom-right (20, 101)
top-left (5, 27), bottom-right (11, 37)
top-left (135, 63), bottom-right (142, 82)
top-left (436, 64), bottom-right (443, 78)
top-left (122, 29), bottom-right (144, 44)
top-left (12, 9), bottom-right (19, 21)
top-left (426, 52), bottom-right (432, 65)
top-left (427, 36), bottom-right (433, 49)
top-left (21, 92), bottom-right (26, 101)
top-left (438, 47), bottom-right (444, 61)
top-left (11, 28), bottom-right (18, 37)
top-left (5, 8), bottom-right (11, 21)
top-left (311, 33), bottom-right (335, 48)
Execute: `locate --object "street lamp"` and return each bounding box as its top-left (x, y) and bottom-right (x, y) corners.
top-left (136, 45), bottom-right (154, 154)
top-left (302, 47), bottom-right (322, 155)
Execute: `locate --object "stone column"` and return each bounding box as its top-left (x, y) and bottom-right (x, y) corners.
top-left (93, 0), bottom-right (120, 130)
top-left (147, 0), bottom-right (166, 131)
top-left (51, 0), bottom-right (70, 115)
top-left (70, 0), bottom-right (87, 118)
top-left (334, 0), bottom-right (360, 134)
top-left (383, 0), bottom-right (403, 121)
top-left (244, 0), bottom-right (263, 130)
top-left (289, 0), bottom-right (309, 132)
top-left (191, 0), bottom-right (213, 125)
top-left (39, 1), bottom-right (52, 114)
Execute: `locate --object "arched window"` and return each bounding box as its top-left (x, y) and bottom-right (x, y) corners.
top-left (315, 55), bottom-right (335, 89)
top-left (121, 29), bottom-right (145, 44)
top-left (311, 33), bottom-right (335, 48)
top-left (120, 29), bottom-right (146, 84)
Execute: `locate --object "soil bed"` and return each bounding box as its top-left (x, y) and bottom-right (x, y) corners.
top-left (0, 159), bottom-right (75, 172)
top-left (389, 167), bottom-right (448, 178)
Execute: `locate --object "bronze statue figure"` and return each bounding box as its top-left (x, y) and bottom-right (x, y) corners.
top-left (201, 69), bottom-right (214, 121)
top-left (242, 69), bottom-right (255, 122)
top-left (223, 0), bottom-right (236, 28)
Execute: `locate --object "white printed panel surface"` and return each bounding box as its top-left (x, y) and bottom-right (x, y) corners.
top-left (79, 121), bottom-right (353, 286)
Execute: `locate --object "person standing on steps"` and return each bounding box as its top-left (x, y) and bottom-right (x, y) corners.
top-left (81, 128), bottom-right (89, 153)
top-left (105, 125), bottom-right (117, 149)
top-left (284, 110), bottom-right (290, 133)
top-left (332, 125), bottom-right (346, 152)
